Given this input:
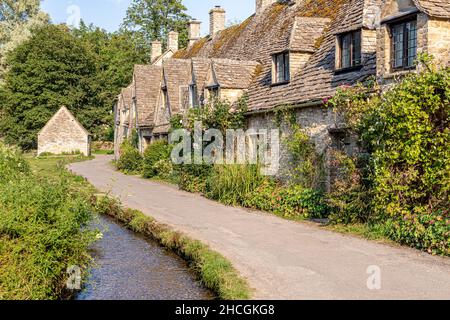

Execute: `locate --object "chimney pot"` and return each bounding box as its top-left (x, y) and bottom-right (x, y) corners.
top-left (209, 6), bottom-right (226, 37)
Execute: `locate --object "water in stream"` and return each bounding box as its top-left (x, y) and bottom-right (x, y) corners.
top-left (76, 215), bottom-right (214, 300)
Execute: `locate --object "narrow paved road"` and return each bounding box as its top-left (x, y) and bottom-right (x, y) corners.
top-left (69, 155), bottom-right (450, 300)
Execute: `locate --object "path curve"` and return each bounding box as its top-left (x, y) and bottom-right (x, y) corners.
top-left (69, 155), bottom-right (450, 300)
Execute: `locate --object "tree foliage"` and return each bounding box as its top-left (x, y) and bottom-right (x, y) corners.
top-left (0, 25), bottom-right (98, 149)
top-left (122, 0), bottom-right (191, 50)
top-left (0, 0), bottom-right (48, 80)
top-left (0, 22), bottom-right (148, 149)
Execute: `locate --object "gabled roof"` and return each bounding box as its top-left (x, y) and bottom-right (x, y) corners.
top-left (120, 85), bottom-right (133, 125)
top-left (152, 49), bottom-right (176, 66)
top-left (173, 0), bottom-right (357, 112)
top-left (414, 0), bottom-right (450, 19)
top-left (162, 59), bottom-right (191, 115)
top-left (263, 0), bottom-right (379, 112)
top-left (191, 57), bottom-right (211, 97)
top-left (209, 59), bottom-right (260, 89)
top-left (133, 64), bottom-right (162, 128)
top-left (39, 106), bottom-right (89, 137)
top-left (290, 17), bottom-right (331, 52)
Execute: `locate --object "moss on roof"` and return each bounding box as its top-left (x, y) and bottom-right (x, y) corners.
top-left (298, 0), bottom-right (351, 49)
top-left (300, 0), bottom-right (350, 19)
top-left (173, 37), bottom-right (209, 59)
top-left (212, 15), bottom-right (254, 56)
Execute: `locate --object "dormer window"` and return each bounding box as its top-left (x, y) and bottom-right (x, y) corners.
top-left (208, 85), bottom-right (220, 102)
top-left (337, 30), bottom-right (361, 70)
top-left (189, 84), bottom-right (199, 108)
top-left (272, 52), bottom-right (290, 84)
top-left (391, 18), bottom-right (417, 70)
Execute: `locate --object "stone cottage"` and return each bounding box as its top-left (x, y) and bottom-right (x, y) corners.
top-left (38, 106), bottom-right (91, 156)
top-left (114, 0), bottom-right (450, 182)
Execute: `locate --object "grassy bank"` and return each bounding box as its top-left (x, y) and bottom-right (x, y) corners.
top-left (25, 154), bottom-right (251, 300)
top-left (0, 148), bottom-right (98, 300)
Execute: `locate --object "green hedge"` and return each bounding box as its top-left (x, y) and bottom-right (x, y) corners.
top-left (116, 141), bottom-right (143, 174)
top-left (142, 140), bottom-right (172, 179)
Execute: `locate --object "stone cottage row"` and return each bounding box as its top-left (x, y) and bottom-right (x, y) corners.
top-left (114, 0), bottom-right (450, 180)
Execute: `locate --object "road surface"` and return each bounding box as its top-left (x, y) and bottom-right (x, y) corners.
top-left (69, 155), bottom-right (450, 300)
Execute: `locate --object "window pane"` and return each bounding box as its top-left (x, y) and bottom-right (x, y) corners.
top-left (189, 85), bottom-right (198, 108)
top-left (352, 31), bottom-right (362, 66)
top-left (341, 34), bottom-right (351, 68)
top-left (276, 54), bottom-right (285, 82)
top-left (393, 24), bottom-right (404, 68)
top-left (284, 53), bottom-right (290, 81)
top-left (406, 21), bottom-right (417, 67)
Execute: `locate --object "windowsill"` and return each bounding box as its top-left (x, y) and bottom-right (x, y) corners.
top-left (384, 68), bottom-right (416, 79)
top-left (334, 65), bottom-right (363, 75)
top-left (270, 81), bottom-right (290, 87)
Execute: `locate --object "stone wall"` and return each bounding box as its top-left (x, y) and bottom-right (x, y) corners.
top-left (427, 18), bottom-right (450, 66)
top-left (220, 88), bottom-right (246, 104)
top-left (38, 107), bottom-right (90, 156)
top-left (246, 106), bottom-right (339, 189)
top-left (290, 52), bottom-right (312, 78)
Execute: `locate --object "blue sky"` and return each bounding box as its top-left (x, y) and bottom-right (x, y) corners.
top-left (41, 0), bottom-right (255, 35)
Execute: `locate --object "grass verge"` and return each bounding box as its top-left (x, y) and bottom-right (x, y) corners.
top-left (0, 151), bottom-right (98, 300)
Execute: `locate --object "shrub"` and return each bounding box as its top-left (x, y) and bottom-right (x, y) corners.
top-left (0, 143), bottom-right (30, 183)
top-left (284, 123), bottom-right (324, 189)
top-left (177, 162), bottom-right (213, 194)
top-left (0, 143), bottom-right (97, 299)
top-left (244, 182), bottom-right (328, 219)
top-left (142, 140), bottom-right (172, 178)
top-left (380, 212), bottom-right (449, 256)
top-left (116, 141), bottom-right (142, 174)
top-left (152, 159), bottom-right (174, 180)
top-left (206, 164), bottom-right (264, 205)
top-left (327, 58), bottom-right (450, 255)
top-left (361, 64), bottom-right (449, 222)
top-left (327, 150), bottom-right (373, 224)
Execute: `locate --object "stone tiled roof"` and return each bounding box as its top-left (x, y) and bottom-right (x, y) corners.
top-left (264, 0), bottom-right (379, 111)
top-left (133, 65), bottom-right (162, 128)
top-left (173, 0), bottom-right (364, 112)
top-left (414, 0), bottom-right (450, 19)
top-left (209, 59), bottom-right (261, 89)
top-left (191, 58), bottom-right (211, 98)
top-left (118, 85), bottom-right (132, 125)
top-left (163, 59), bottom-right (192, 115)
top-left (290, 17), bottom-right (331, 52)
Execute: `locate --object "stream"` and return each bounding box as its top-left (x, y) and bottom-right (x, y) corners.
top-left (76, 215), bottom-right (214, 300)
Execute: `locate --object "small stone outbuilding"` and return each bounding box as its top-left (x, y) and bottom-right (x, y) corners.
top-left (38, 106), bottom-right (91, 156)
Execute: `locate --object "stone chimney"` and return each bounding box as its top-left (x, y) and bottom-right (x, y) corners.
top-left (256, 0), bottom-right (277, 15)
top-left (151, 40), bottom-right (162, 62)
top-left (168, 31), bottom-right (179, 51)
top-left (188, 19), bottom-right (202, 47)
top-left (209, 6), bottom-right (226, 37)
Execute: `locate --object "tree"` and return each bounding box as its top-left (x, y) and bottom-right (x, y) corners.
top-left (0, 0), bottom-right (48, 81)
top-left (0, 24), bottom-right (99, 149)
top-left (72, 21), bottom-right (149, 140)
top-left (122, 0), bottom-right (191, 51)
